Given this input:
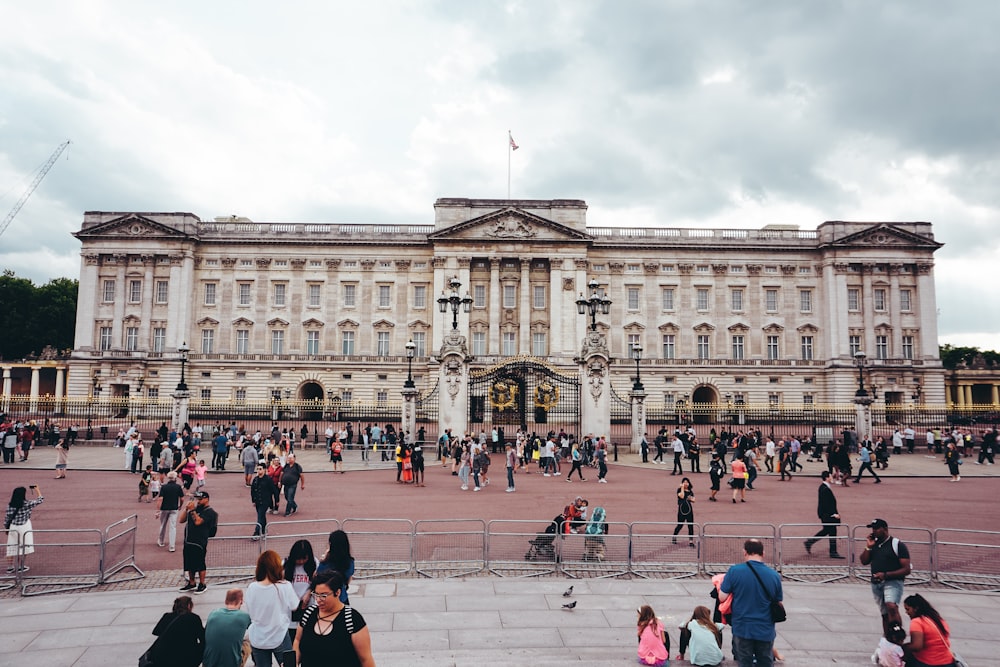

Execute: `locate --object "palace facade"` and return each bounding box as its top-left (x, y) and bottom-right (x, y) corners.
top-left (66, 198), bottom-right (946, 426)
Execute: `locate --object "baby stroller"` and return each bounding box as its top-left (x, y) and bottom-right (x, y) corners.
top-left (525, 514), bottom-right (565, 561)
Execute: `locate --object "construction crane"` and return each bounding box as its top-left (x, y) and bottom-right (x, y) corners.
top-left (0, 140), bottom-right (71, 239)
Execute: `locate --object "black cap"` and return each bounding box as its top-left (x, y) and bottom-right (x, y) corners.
top-left (866, 518), bottom-right (888, 529)
top-left (193, 490), bottom-right (210, 499)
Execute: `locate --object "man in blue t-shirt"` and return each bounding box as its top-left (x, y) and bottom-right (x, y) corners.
top-left (719, 539), bottom-right (782, 667)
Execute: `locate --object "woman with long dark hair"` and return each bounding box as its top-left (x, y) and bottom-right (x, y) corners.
top-left (293, 569), bottom-right (375, 667)
top-left (146, 595), bottom-right (205, 667)
top-left (284, 539), bottom-right (319, 644)
top-left (5, 485), bottom-right (43, 573)
top-left (672, 477), bottom-right (695, 546)
top-left (902, 594), bottom-right (956, 667)
top-left (318, 530), bottom-right (355, 604)
top-left (676, 605), bottom-right (724, 666)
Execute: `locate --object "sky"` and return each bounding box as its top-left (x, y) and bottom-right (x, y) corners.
top-left (1, 1), bottom-right (998, 350)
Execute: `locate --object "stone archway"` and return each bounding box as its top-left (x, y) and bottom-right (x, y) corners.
top-left (691, 385), bottom-right (718, 424)
top-left (299, 381), bottom-right (325, 421)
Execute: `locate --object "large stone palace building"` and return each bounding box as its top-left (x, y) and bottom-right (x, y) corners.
top-left (64, 197), bottom-right (946, 435)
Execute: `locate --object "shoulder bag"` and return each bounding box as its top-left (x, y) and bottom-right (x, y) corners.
top-left (746, 561), bottom-right (786, 623)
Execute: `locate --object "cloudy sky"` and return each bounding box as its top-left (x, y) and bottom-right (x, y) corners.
top-left (1, 1), bottom-right (998, 349)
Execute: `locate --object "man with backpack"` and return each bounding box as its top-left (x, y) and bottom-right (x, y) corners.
top-left (178, 490), bottom-right (219, 595)
top-left (859, 518), bottom-right (911, 635)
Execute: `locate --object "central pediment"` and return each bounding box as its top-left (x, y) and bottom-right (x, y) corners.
top-left (73, 213), bottom-right (196, 241)
top-left (427, 207), bottom-right (592, 243)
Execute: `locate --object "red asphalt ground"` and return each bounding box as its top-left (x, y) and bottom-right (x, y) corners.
top-left (2, 454), bottom-right (995, 573)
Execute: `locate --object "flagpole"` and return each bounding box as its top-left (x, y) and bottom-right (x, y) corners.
top-left (507, 130), bottom-right (511, 200)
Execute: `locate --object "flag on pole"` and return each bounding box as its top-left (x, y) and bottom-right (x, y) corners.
top-left (509, 131), bottom-right (519, 151)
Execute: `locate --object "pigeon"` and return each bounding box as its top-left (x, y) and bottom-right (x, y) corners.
top-left (562, 585), bottom-right (574, 597)
top-left (562, 601), bottom-right (577, 610)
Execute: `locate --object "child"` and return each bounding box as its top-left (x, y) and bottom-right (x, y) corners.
top-left (150, 471), bottom-right (161, 500)
top-left (872, 623), bottom-right (906, 667)
top-left (708, 453), bottom-right (722, 501)
top-left (138, 465), bottom-right (152, 503)
top-left (636, 604), bottom-right (669, 666)
top-left (195, 459), bottom-right (208, 490)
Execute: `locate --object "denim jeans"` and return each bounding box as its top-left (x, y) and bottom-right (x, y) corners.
top-left (733, 635), bottom-right (773, 667)
top-left (506, 466), bottom-right (515, 489)
top-left (251, 633), bottom-right (292, 667)
top-left (283, 484), bottom-right (298, 514)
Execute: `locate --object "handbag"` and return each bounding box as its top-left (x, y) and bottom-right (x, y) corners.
top-left (138, 613), bottom-right (182, 667)
top-left (746, 560), bottom-right (786, 623)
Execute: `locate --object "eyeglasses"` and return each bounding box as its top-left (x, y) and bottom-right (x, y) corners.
top-left (312, 592), bottom-right (334, 600)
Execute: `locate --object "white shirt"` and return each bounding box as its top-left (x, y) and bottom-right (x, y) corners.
top-left (245, 580), bottom-right (299, 649)
top-left (672, 438), bottom-right (685, 453)
top-left (765, 439), bottom-right (776, 457)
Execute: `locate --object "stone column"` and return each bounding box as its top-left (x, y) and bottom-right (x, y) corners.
top-left (401, 386), bottom-right (419, 444)
top-left (437, 330), bottom-right (471, 438)
top-left (1, 367), bottom-right (11, 414)
top-left (488, 259), bottom-right (501, 354)
top-left (29, 366), bottom-right (41, 413)
top-left (578, 332), bottom-right (611, 440)
top-left (854, 396), bottom-right (874, 440)
top-left (172, 390), bottom-right (191, 432)
top-left (630, 388), bottom-right (647, 452)
top-left (519, 260), bottom-right (531, 353)
top-left (992, 384), bottom-right (999, 406)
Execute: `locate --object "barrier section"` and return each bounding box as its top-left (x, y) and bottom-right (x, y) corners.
top-left (701, 523), bottom-right (778, 575)
top-left (934, 529), bottom-right (1000, 592)
top-left (20, 529), bottom-right (104, 597)
top-left (414, 519), bottom-right (486, 578)
top-left (263, 519), bottom-right (341, 562)
top-left (101, 514), bottom-right (144, 584)
top-left (205, 522), bottom-right (263, 585)
top-left (777, 523), bottom-right (851, 583)
top-left (558, 521), bottom-right (630, 579)
top-left (486, 519), bottom-right (560, 577)
top-left (341, 518), bottom-right (414, 579)
top-left (629, 522), bottom-right (700, 580)
top-left (850, 526), bottom-right (934, 586)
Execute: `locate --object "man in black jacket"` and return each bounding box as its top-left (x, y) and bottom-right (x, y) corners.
top-left (249, 465), bottom-right (275, 538)
top-left (804, 471), bottom-right (844, 558)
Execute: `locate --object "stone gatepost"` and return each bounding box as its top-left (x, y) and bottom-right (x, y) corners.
top-left (577, 330), bottom-right (611, 441)
top-left (401, 386), bottom-right (419, 443)
top-left (437, 330), bottom-right (471, 437)
top-left (172, 390), bottom-right (190, 432)
top-left (630, 388), bottom-right (647, 453)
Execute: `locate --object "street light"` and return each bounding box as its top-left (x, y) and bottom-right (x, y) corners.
top-left (854, 351), bottom-right (868, 398)
top-left (575, 277), bottom-right (612, 331)
top-left (630, 342), bottom-right (644, 391)
top-left (437, 276), bottom-right (473, 330)
top-left (176, 342), bottom-right (190, 391)
top-left (404, 339), bottom-right (416, 389)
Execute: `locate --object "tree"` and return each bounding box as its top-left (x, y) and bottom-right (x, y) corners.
top-left (0, 270), bottom-right (78, 360)
top-left (939, 344), bottom-right (1000, 369)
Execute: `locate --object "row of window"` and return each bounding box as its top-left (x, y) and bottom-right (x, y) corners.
top-left (640, 333), bottom-right (915, 361)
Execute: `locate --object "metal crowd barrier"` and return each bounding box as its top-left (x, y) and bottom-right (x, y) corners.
top-left (341, 518), bottom-right (414, 579)
top-left (262, 518), bottom-right (341, 564)
top-left (850, 525), bottom-right (934, 586)
top-left (102, 514), bottom-right (144, 584)
top-left (205, 521), bottom-right (264, 585)
top-left (933, 528), bottom-right (1000, 592)
top-left (701, 522), bottom-right (778, 575)
top-left (486, 519), bottom-right (559, 577)
top-left (777, 523), bottom-right (851, 584)
top-left (629, 522), bottom-right (700, 580)
top-left (20, 528), bottom-right (104, 596)
top-left (414, 519), bottom-right (486, 578)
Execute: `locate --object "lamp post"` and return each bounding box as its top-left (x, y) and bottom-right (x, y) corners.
top-left (854, 351), bottom-right (868, 398)
top-left (631, 343), bottom-right (644, 391)
top-left (575, 277), bottom-right (612, 331)
top-left (404, 339), bottom-right (416, 389)
top-left (437, 276), bottom-right (473, 330)
top-left (176, 342), bottom-right (190, 392)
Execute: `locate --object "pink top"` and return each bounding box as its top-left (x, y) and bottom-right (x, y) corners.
top-left (637, 619), bottom-right (668, 665)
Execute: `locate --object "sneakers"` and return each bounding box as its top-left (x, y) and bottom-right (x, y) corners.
top-left (5, 566), bottom-right (14, 573)
top-left (566, 478), bottom-right (572, 482)
top-left (179, 582), bottom-right (196, 592)
top-left (473, 487), bottom-right (481, 492)
top-left (157, 542), bottom-right (165, 548)
top-left (169, 547), bottom-right (176, 552)
top-left (598, 478), bottom-right (607, 483)
top-left (506, 488), bottom-right (514, 492)
top-left (194, 583), bottom-right (207, 595)
top-left (461, 485), bottom-right (468, 491)
top-left (543, 473), bottom-right (551, 477)
top-left (17, 566), bottom-right (28, 572)
top-left (554, 472), bottom-right (561, 476)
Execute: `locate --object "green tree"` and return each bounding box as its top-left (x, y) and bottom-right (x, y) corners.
top-left (0, 270), bottom-right (78, 360)
top-left (939, 344), bottom-right (1000, 369)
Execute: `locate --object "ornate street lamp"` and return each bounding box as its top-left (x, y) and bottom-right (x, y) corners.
top-left (176, 342), bottom-right (190, 392)
top-left (631, 342), bottom-right (644, 391)
top-left (437, 276), bottom-right (473, 330)
top-left (404, 339), bottom-right (416, 389)
top-left (854, 351), bottom-right (868, 398)
top-left (575, 277), bottom-right (612, 331)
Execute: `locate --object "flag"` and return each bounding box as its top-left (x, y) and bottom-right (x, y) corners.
top-left (509, 131), bottom-right (519, 151)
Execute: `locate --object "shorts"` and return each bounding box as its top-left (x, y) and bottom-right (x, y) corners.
top-left (331, 453), bottom-right (343, 462)
top-left (244, 462), bottom-right (256, 476)
top-left (183, 543), bottom-right (208, 573)
top-left (413, 459), bottom-right (424, 473)
top-left (197, 479), bottom-right (206, 488)
top-left (55, 463), bottom-right (67, 470)
top-left (710, 476), bottom-right (721, 491)
top-left (871, 579), bottom-right (904, 616)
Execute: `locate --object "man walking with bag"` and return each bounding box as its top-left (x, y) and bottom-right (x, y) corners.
top-left (719, 539), bottom-right (783, 667)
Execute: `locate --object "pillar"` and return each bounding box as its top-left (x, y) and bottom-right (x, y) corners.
top-left (630, 389), bottom-right (647, 452)
top-left (437, 330), bottom-right (471, 438)
top-left (578, 332), bottom-right (611, 441)
top-left (172, 390), bottom-right (191, 432)
top-left (401, 386), bottom-right (418, 444)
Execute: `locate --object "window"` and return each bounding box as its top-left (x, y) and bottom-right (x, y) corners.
top-left (235, 388), bottom-right (246, 402)
top-left (502, 332), bottom-right (517, 355)
top-left (697, 334), bottom-right (710, 359)
top-left (376, 390), bottom-right (388, 406)
top-left (103, 280), bottom-right (115, 302)
top-left (627, 333), bottom-right (640, 350)
top-left (662, 288), bottom-right (675, 310)
top-left (848, 288), bottom-right (860, 311)
top-left (411, 331), bottom-right (426, 357)
top-left (152, 327), bottom-right (166, 353)
top-left (874, 288), bottom-right (887, 311)
top-left (849, 335), bottom-right (861, 356)
top-left (731, 289), bottom-right (744, 311)
top-left (129, 280), bottom-right (142, 303)
top-left (238, 283), bottom-right (252, 306)
top-left (875, 335), bottom-right (888, 360)
top-left (902, 335), bottom-right (914, 360)
top-left (627, 263), bottom-right (641, 273)
top-left (413, 285), bottom-right (426, 309)
top-left (204, 283), bottom-right (217, 306)
top-left (765, 289), bottom-right (778, 311)
top-left (803, 394), bottom-right (814, 405)
top-left (662, 334), bottom-right (675, 359)
top-left (99, 326), bottom-right (113, 351)
top-left (800, 290), bottom-right (812, 313)
top-left (767, 335), bottom-right (780, 360)
top-left (343, 284), bottom-right (356, 307)
top-left (378, 285), bottom-right (391, 308)
top-left (199, 389), bottom-right (211, 403)
top-left (376, 331), bottom-right (390, 356)
top-left (732, 335), bottom-right (745, 360)
top-left (340, 390), bottom-right (352, 402)
top-left (900, 289), bottom-right (912, 311)
top-left (236, 330), bottom-right (249, 354)
top-left (307, 331), bottom-right (320, 356)
top-left (342, 331), bottom-right (355, 355)
top-left (473, 284), bottom-right (486, 308)
top-left (155, 281), bottom-right (168, 304)
top-left (202, 329), bottom-right (215, 354)
top-left (271, 330), bottom-right (284, 355)
top-left (308, 284), bottom-right (321, 308)
top-left (503, 284), bottom-right (516, 308)
top-left (240, 259), bottom-right (253, 267)
top-left (533, 285), bottom-right (546, 309)
top-left (696, 288), bottom-right (709, 310)
top-left (273, 283), bottom-right (286, 307)
top-left (125, 327), bottom-right (139, 351)
top-left (274, 260), bottom-right (286, 267)
top-left (627, 287), bottom-right (640, 310)
top-left (696, 265), bottom-right (710, 273)
top-left (768, 393), bottom-right (780, 407)
top-left (532, 332), bottom-right (547, 356)
top-left (147, 387), bottom-right (159, 399)
top-left (472, 332), bottom-right (486, 356)
top-left (800, 335), bottom-right (814, 360)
